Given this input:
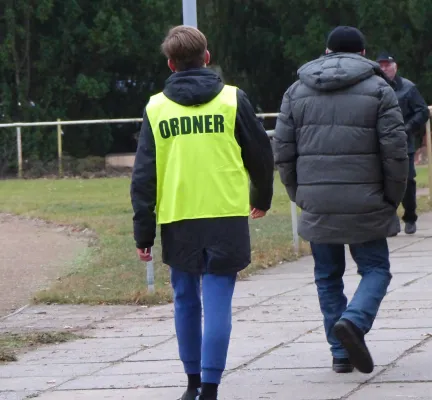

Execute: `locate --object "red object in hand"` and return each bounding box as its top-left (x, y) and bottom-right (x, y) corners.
top-left (137, 248), bottom-right (152, 262)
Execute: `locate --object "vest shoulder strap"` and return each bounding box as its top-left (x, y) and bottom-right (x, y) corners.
top-left (147, 92), bottom-right (166, 110)
top-left (147, 84), bottom-right (238, 110)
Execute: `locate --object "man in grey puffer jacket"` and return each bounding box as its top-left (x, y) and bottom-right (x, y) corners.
top-left (274, 26), bottom-right (408, 375)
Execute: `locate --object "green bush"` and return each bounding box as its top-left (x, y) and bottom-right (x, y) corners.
top-left (76, 156), bottom-right (106, 175)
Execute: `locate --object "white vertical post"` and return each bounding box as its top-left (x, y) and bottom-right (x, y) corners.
top-left (182, 0), bottom-right (197, 27)
top-left (426, 116), bottom-right (432, 203)
top-left (57, 119), bottom-right (63, 178)
top-left (16, 127), bottom-right (23, 179)
top-left (291, 201), bottom-right (299, 254)
top-left (146, 249), bottom-right (155, 293)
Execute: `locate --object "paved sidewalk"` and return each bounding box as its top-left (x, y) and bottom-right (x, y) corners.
top-left (2, 216), bottom-right (432, 400)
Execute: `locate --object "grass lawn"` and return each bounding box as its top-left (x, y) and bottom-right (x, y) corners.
top-left (416, 165), bottom-right (429, 188)
top-left (0, 167), bottom-right (431, 306)
top-left (0, 177), bottom-right (306, 305)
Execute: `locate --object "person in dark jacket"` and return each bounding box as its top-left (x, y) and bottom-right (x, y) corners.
top-left (130, 26), bottom-right (274, 400)
top-left (273, 26), bottom-right (408, 375)
top-left (377, 52), bottom-right (430, 234)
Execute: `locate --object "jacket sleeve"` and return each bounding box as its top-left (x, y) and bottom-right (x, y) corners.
top-left (273, 86), bottom-right (297, 202)
top-left (377, 85), bottom-right (409, 208)
top-left (235, 89), bottom-right (274, 211)
top-left (405, 85), bottom-right (430, 135)
top-left (130, 109), bottom-right (157, 249)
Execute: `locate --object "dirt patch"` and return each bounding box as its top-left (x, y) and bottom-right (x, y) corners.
top-left (0, 214), bottom-right (89, 317)
top-left (0, 331), bottom-right (85, 362)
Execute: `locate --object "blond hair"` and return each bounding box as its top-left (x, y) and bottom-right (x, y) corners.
top-left (161, 26), bottom-right (207, 71)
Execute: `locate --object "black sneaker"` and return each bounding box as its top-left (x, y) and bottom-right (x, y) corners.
top-left (332, 357), bottom-right (354, 373)
top-left (333, 319), bottom-right (374, 374)
top-left (197, 396), bottom-right (217, 400)
top-left (405, 222), bottom-right (417, 235)
top-left (180, 388), bottom-right (200, 400)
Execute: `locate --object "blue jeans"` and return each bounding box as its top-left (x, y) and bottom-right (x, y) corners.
top-left (170, 268), bottom-right (237, 384)
top-left (311, 239), bottom-right (392, 359)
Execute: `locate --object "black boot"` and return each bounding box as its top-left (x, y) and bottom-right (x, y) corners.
top-left (332, 357), bottom-right (354, 373)
top-left (180, 388), bottom-right (200, 400)
top-left (199, 383), bottom-right (218, 400)
top-left (405, 222), bottom-right (417, 235)
top-left (333, 319), bottom-right (374, 374)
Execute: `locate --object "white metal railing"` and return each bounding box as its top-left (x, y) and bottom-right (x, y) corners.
top-left (2, 110), bottom-right (432, 293)
top-left (0, 114), bottom-right (277, 179)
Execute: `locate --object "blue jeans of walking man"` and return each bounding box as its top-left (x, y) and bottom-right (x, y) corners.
top-left (311, 239), bottom-right (392, 359)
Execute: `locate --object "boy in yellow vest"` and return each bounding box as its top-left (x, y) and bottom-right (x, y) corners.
top-left (131, 25), bottom-right (274, 400)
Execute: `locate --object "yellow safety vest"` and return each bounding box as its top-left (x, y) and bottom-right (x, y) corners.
top-left (146, 85), bottom-right (249, 224)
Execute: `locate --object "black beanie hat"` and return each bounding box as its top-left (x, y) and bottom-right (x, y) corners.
top-left (326, 26), bottom-right (366, 53)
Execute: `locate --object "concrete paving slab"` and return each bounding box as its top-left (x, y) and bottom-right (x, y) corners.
top-left (57, 372), bottom-right (186, 390)
top-left (16, 346), bottom-right (140, 365)
top-left (373, 317), bottom-right (432, 329)
top-left (120, 305), bottom-right (173, 320)
top-left (384, 290), bottom-right (432, 301)
top-left (379, 299), bottom-right (432, 310)
top-left (387, 236), bottom-right (424, 250)
top-left (295, 327), bottom-right (427, 343)
top-left (48, 336), bottom-right (171, 351)
top-left (229, 321), bottom-right (321, 340)
top-left (233, 305), bottom-right (322, 323)
top-left (231, 296), bottom-right (270, 308)
top-left (389, 253), bottom-right (432, 261)
top-left (86, 318), bottom-right (175, 338)
top-left (0, 377), bottom-right (64, 391)
top-left (258, 295), bottom-right (321, 307)
top-left (0, 362), bottom-right (108, 378)
top-left (395, 240), bottom-right (432, 252)
top-left (347, 383), bottom-right (432, 400)
top-left (260, 257), bottom-right (314, 275)
top-left (391, 274), bottom-right (432, 289)
top-left (94, 359), bottom-right (184, 375)
top-left (248, 340), bottom-right (418, 370)
top-left (388, 263), bottom-right (432, 273)
top-left (248, 272), bottom-right (312, 281)
top-left (233, 278), bottom-right (312, 298)
top-left (218, 381), bottom-right (359, 400)
top-left (0, 305), bottom-right (138, 334)
top-left (373, 339), bottom-right (432, 382)
top-left (35, 388), bottom-right (181, 400)
top-left (0, 392), bottom-right (35, 400)
top-left (121, 339), bottom-right (179, 362)
top-left (377, 307), bottom-right (432, 319)
top-left (223, 367), bottom-right (383, 386)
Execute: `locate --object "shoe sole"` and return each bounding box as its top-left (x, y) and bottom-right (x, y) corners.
top-left (332, 365), bottom-right (354, 373)
top-left (333, 322), bottom-right (374, 374)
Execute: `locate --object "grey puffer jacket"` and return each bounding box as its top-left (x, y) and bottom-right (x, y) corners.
top-left (274, 53), bottom-right (409, 244)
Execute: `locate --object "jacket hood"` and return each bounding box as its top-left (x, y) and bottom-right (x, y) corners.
top-left (163, 68), bottom-right (224, 106)
top-left (298, 53), bottom-right (393, 92)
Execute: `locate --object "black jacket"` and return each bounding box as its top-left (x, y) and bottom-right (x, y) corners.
top-left (274, 53), bottom-right (408, 244)
top-left (131, 68), bottom-right (274, 274)
top-left (393, 75), bottom-right (429, 154)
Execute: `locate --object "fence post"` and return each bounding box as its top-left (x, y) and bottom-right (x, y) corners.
top-left (146, 249), bottom-right (155, 293)
top-left (16, 127), bottom-right (23, 179)
top-left (426, 117), bottom-right (432, 204)
top-left (291, 201), bottom-right (299, 254)
top-left (57, 119), bottom-right (63, 177)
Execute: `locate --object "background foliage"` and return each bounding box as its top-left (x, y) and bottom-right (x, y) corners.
top-left (1, 0), bottom-right (432, 174)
